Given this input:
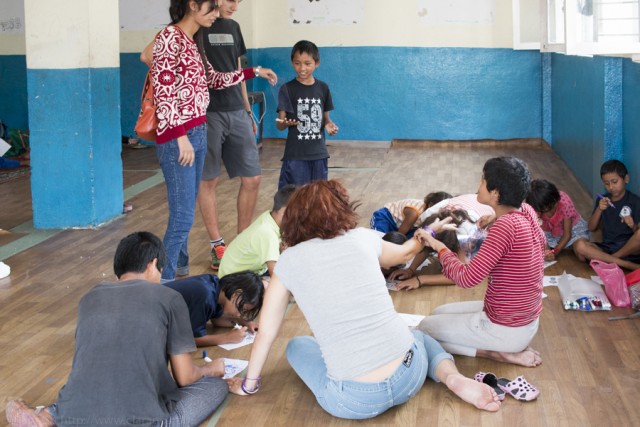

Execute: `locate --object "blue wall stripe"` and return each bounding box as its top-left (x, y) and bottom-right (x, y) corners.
top-left (623, 60), bottom-right (640, 194)
top-left (27, 67), bottom-right (123, 228)
top-left (250, 47), bottom-right (543, 141)
top-left (541, 53), bottom-right (552, 145)
top-left (0, 55), bottom-right (28, 129)
top-left (603, 58), bottom-right (623, 162)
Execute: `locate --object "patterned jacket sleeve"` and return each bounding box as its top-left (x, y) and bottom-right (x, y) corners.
top-left (152, 27), bottom-right (185, 140)
top-left (205, 57), bottom-right (256, 89)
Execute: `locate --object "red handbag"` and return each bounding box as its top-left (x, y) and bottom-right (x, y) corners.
top-left (134, 71), bottom-right (157, 142)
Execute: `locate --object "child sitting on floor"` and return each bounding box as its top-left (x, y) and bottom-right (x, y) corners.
top-left (526, 179), bottom-right (590, 261)
top-left (574, 160), bottom-right (640, 270)
top-left (391, 209), bottom-right (473, 290)
top-left (370, 192), bottom-right (451, 238)
top-left (219, 185), bottom-right (297, 279)
top-left (163, 271), bottom-right (264, 347)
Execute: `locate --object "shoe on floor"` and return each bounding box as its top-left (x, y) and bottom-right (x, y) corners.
top-left (210, 244), bottom-right (226, 271)
top-left (0, 261), bottom-right (10, 279)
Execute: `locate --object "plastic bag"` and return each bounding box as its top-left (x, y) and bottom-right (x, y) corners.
top-left (590, 260), bottom-right (630, 307)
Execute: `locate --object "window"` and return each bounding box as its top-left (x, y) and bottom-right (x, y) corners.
top-left (515, 0), bottom-right (640, 55)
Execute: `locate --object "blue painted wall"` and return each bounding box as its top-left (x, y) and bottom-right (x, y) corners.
top-left (250, 47), bottom-right (543, 141)
top-left (551, 55), bottom-right (605, 196)
top-left (623, 60), bottom-right (640, 195)
top-left (551, 54), bottom-right (638, 197)
top-left (121, 53), bottom-right (150, 139)
top-left (28, 68), bottom-right (123, 228)
top-left (0, 55), bottom-right (28, 130)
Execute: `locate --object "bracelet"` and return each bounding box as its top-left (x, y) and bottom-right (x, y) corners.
top-left (416, 276), bottom-right (422, 287)
top-left (254, 65), bottom-right (261, 77)
top-left (241, 376), bottom-right (262, 395)
top-left (422, 226), bottom-right (436, 238)
top-left (246, 110), bottom-right (252, 116)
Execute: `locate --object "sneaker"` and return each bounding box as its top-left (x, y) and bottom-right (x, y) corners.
top-left (210, 244), bottom-right (226, 270)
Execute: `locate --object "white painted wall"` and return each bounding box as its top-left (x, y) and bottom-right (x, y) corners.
top-left (1, 0), bottom-right (518, 55)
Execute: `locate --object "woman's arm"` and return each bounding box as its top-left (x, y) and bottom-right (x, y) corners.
top-left (152, 28), bottom-right (185, 140)
top-left (395, 273), bottom-right (454, 290)
top-left (381, 217), bottom-right (453, 268)
top-left (227, 273), bottom-right (290, 395)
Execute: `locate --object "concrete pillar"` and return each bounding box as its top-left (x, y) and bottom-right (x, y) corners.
top-left (25, 0), bottom-right (122, 228)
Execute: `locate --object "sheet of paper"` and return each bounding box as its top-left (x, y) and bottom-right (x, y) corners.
top-left (222, 358), bottom-right (248, 379)
top-left (398, 313), bottom-right (426, 327)
top-left (544, 260), bottom-right (557, 269)
top-left (218, 332), bottom-right (255, 351)
top-left (386, 279), bottom-right (399, 291)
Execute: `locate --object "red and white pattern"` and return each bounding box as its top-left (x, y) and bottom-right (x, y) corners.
top-left (439, 203), bottom-right (545, 327)
top-left (152, 25), bottom-right (255, 143)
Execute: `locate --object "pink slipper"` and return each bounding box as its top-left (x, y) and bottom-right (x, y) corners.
top-left (473, 372), bottom-right (506, 401)
top-left (496, 375), bottom-right (540, 401)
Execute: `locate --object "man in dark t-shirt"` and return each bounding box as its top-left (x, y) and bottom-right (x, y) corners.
top-left (198, 0), bottom-right (278, 272)
top-left (6, 232), bottom-right (228, 427)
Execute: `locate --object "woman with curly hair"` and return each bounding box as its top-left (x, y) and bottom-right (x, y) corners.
top-left (227, 180), bottom-right (501, 419)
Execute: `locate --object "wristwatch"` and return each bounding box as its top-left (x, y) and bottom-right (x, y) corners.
top-left (254, 65), bottom-right (261, 76)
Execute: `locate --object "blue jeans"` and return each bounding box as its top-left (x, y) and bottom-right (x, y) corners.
top-left (156, 124), bottom-right (207, 280)
top-left (278, 158), bottom-right (328, 189)
top-left (48, 376), bottom-right (227, 426)
top-left (285, 330), bottom-right (453, 420)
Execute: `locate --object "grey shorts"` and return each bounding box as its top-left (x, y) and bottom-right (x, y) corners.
top-left (202, 110), bottom-right (261, 180)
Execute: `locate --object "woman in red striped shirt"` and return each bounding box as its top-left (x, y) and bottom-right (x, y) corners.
top-left (417, 157), bottom-right (545, 367)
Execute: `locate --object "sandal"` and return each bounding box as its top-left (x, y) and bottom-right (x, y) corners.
top-left (496, 375), bottom-right (540, 401)
top-left (473, 372), bottom-right (506, 401)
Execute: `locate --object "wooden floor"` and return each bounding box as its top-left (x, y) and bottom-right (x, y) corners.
top-left (1, 139), bottom-right (639, 427)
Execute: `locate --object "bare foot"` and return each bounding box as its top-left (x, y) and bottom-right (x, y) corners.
top-left (478, 348), bottom-right (543, 367)
top-left (5, 400), bottom-right (55, 427)
top-left (445, 374), bottom-right (501, 412)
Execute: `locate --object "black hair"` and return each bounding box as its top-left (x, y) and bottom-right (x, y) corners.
top-left (382, 231), bottom-right (408, 245)
top-left (291, 40), bottom-right (320, 62)
top-left (169, 0), bottom-right (217, 24)
top-left (483, 157), bottom-right (531, 208)
top-left (273, 185), bottom-right (297, 211)
top-left (113, 231), bottom-right (166, 279)
top-left (526, 179), bottom-right (560, 213)
top-left (600, 159), bottom-right (628, 178)
top-left (420, 208), bottom-right (474, 254)
top-left (168, 0), bottom-right (217, 79)
top-left (425, 191), bottom-right (453, 208)
top-left (219, 271), bottom-right (265, 321)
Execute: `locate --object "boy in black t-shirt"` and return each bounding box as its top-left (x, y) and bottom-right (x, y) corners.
top-left (276, 40), bottom-right (339, 189)
top-left (574, 160), bottom-right (640, 270)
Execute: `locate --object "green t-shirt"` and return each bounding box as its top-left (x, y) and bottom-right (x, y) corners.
top-left (219, 211), bottom-right (280, 277)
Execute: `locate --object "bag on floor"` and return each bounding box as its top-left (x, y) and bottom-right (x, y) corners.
top-left (590, 260), bottom-right (630, 307)
top-left (134, 70), bottom-right (157, 142)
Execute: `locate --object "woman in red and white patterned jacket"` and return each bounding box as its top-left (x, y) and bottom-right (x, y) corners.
top-left (417, 157), bottom-right (545, 368)
top-left (150, 0), bottom-right (276, 280)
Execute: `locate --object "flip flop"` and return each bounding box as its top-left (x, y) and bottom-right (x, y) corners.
top-left (496, 375), bottom-right (540, 401)
top-left (473, 372), bottom-right (506, 401)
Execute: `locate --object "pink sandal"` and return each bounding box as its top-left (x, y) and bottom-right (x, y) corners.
top-left (473, 372), bottom-right (506, 401)
top-left (496, 375), bottom-right (540, 401)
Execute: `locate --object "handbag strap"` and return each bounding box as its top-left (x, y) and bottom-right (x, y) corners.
top-left (141, 70), bottom-right (153, 105)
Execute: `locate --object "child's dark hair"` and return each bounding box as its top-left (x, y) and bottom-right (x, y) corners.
top-left (113, 231), bottom-right (166, 278)
top-left (600, 159), bottom-right (628, 178)
top-left (425, 191), bottom-right (453, 208)
top-left (219, 271), bottom-right (265, 320)
top-left (291, 40), bottom-right (320, 62)
top-left (483, 157), bottom-right (531, 208)
top-left (420, 209), bottom-right (473, 253)
top-left (526, 179), bottom-right (560, 213)
top-left (273, 185), bottom-right (297, 211)
top-left (382, 231), bottom-right (408, 245)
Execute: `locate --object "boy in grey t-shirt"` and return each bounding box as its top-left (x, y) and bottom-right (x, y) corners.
top-left (6, 232), bottom-right (228, 427)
